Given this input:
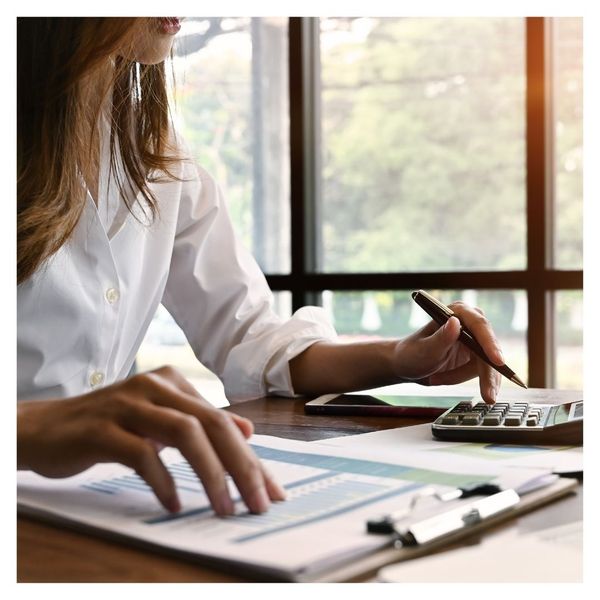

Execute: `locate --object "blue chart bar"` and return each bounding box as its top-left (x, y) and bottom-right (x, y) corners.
top-left (230, 476), bottom-right (423, 544)
top-left (144, 472), bottom-right (338, 525)
top-left (81, 463), bottom-right (206, 498)
top-left (80, 444), bottom-right (490, 534)
top-left (250, 445), bottom-right (489, 487)
top-left (81, 445), bottom-right (485, 499)
top-left (250, 445), bottom-right (411, 478)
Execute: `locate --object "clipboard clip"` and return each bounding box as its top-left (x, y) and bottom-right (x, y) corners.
top-left (367, 488), bottom-right (520, 547)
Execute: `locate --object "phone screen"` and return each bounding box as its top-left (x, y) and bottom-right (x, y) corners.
top-left (305, 393), bottom-right (468, 417)
top-left (326, 394), bottom-right (463, 408)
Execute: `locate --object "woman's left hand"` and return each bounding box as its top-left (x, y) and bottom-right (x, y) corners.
top-left (392, 301), bottom-right (505, 404)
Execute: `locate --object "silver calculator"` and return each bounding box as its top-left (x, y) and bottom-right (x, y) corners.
top-left (432, 399), bottom-right (583, 445)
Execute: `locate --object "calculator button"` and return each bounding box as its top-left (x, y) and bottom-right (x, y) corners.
top-left (442, 415), bottom-right (460, 425)
top-left (506, 411), bottom-right (524, 419)
top-left (462, 415), bottom-right (482, 425)
top-left (488, 413), bottom-right (504, 421)
top-left (483, 415), bottom-right (502, 426)
top-left (526, 417), bottom-right (539, 426)
top-left (504, 415), bottom-right (523, 426)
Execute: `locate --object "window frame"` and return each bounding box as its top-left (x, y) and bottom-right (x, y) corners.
top-left (264, 17), bottom-right (582, 388)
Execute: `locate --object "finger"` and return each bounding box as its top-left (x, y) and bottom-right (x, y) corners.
top-left (118, 403), bottom-right (235, 516)
top-left (429, 359), bottom-right (479, 386)
top-left (198, 409), bottom-right (275, 514)
top-left (229, 413), bottom-right (254, 439)
top-left (140, 377), bottom-right (275, 514)
top-left (423, 316), bottom-right (461, 361)
top-left (449, 303), bottom-right (504, 366)
top-left (148, 366), bottom-right (213, 405)
top-left (147, 367), bottom-right (255, 439)
top-left (146, 438), bottom-right (166, 453)
top-left (418, 319), bottom-right (441, 338)
top-left (476, 358), bottom-right (502, 404)
top-left (430, 358), bottom-right (499, 405)
top-left (260, 463), bottom-right (287, 502)
top-left (103, 425), bottom-right (180, 513)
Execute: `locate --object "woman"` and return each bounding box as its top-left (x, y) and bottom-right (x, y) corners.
top-left (17, 17), bottom-right (504, 517)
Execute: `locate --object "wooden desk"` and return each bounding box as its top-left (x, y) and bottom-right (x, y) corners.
top-left (17, 396), bottom-right (581, 582)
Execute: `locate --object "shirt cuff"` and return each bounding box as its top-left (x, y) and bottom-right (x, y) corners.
top-left (223, 306), bottom-right (338, 402)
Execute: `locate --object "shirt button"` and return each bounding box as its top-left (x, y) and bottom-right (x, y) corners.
top-left (89, 371), bottom-right (105, 388)
top-left (105, 288), bottom-right (120, 304)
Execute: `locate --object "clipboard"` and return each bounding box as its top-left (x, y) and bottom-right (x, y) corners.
top-left (376, 489), bottom-right (521, 546)
top-left (304, 476), bottom-right (579, 583)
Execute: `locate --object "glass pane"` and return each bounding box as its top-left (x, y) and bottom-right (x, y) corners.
top-left (171, 17), bottom-right (290, 274)
top-left (136, 293), bottom-right (292, 407)
top-left (553, 18), bottom-right (583, 269)
top-left (555, 291), bottom-right (583, 389)
top-left (319, 18), bottom-right (526, 273)
top-left (323, 289), bottom-right (528, 391)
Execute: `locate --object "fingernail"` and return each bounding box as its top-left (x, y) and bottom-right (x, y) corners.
top-left (217, 491), bottom-right (235, 516)
top-left (250, 486), bottom-right (270, 513)
top-left (495, 349), bottom-right (505, 365)
top-left (272, 480), bottom-right (287, 501)
top-left (168, 496), bottom-right (181, 513)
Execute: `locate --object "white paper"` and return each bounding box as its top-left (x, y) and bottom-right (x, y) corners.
top-left (318, 421), bottom-right (582, 473)
top-left (377, 520), bottom-right (583, 582)
top-left (317, 392), bottom-right (583, 474)
top-left (17, 434), bottom-right (556, 581)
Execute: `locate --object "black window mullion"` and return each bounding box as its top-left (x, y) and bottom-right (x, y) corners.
top-left (266, 270), bottom-right (582, 293)
top-left (288, 17), bottom-right (321, 311)
top-left (526, 17), bottom-right (552, 388)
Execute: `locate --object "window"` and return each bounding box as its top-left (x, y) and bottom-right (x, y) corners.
top-left (171, 17), bottom-right (290, 275)
top-left (553, 18), bottom-right (583, 270)
top-left (319, 18), bottom-right (526, 273)
top-left (138, 17), bottom-right (583, 404)
top-left (138, 18), bottom-right (290, 406)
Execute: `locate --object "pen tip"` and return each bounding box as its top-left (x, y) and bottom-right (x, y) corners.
top-left (511, 375), bottom-right (528, 389)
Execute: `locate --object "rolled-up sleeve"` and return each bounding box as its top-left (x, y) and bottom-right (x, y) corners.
top-left (162, 161), bottom-right (337, 402)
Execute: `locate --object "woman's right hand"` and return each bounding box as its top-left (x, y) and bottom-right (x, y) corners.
top-left (17, 366), bottom-right (286, 516)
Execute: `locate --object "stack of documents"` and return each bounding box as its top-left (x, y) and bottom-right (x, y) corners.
top-left (377, 520), bottom-right (583, 582)
top-left (17, 433), bottom-right (573, 581)
top-left (315, 421), bottom-right (583, 475)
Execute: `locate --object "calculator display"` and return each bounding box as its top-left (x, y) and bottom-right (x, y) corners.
top-left (552, 404), bottom-right (570, 425)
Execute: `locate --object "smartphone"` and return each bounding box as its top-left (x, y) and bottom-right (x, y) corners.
top-left (304, 393), bottom-right (469, 418)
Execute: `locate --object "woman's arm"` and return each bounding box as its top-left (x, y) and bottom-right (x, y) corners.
top-left (290, 302), bottom-right (505, 404)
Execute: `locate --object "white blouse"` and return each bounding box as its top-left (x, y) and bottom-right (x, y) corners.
top-left (17, 137), bottom-right (337, 403)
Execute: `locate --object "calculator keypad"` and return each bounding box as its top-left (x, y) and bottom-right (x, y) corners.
top-left (438, 401), bottom-right (546, 429)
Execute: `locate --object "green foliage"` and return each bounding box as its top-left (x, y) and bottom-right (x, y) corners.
top-left (171, 17), bottom-right (582, 355)
top-left (174, 48), bottom-right (254, 248)
top-left (321, 17), bottom-right (532, 273)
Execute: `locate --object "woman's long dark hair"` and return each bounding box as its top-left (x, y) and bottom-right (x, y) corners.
top-left (17, 17), bottom-right (180, 284)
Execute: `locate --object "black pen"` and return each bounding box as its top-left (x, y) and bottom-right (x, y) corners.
top-left (411, 289), bottom-right (527, 389)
